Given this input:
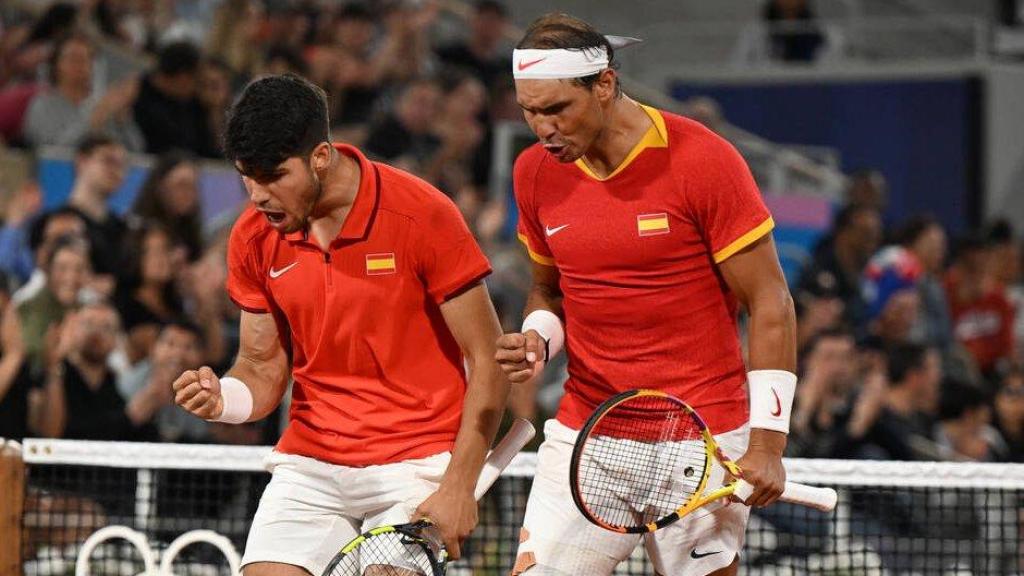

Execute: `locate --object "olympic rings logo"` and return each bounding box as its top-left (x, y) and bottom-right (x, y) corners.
top-left (75, 525), bottom-right (242, 576)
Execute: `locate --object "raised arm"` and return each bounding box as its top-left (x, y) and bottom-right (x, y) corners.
top-left (172, 310), bottom-right (290, 423)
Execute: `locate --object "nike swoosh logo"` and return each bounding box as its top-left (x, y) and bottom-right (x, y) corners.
top-left (771, 388), bottom-right (782, 417)
top-left (517, 57), bottom-right (547, 71)
top-left (690, 549), bottom-right (721, 559)
top-left (545, 224), bottom-right (569, 237)
top-left (269, 262), bottom-right (298, 279)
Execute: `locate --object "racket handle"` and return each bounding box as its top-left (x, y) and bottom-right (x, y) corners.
top-left (473, 418), bottom-right (536, 500)
top-left (734, 479), bottom-right (838, 512)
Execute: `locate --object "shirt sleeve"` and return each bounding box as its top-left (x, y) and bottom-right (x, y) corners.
top-left (513, 151), bottom-right (555, 266)
top-left (684, 135), bottom-right (774, 264)
top-left (416, 194), bottom-right (492, 304)
top-left (225, 219), bottom-right (271, 313)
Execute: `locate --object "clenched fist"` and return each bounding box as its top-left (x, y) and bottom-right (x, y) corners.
top-left (172, 366), bottom-right (223, 420)
top-left (495, 330), bottom-right (546, 383)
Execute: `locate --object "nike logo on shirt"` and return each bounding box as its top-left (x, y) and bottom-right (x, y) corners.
top-left (545, 224), bottom-right (569, 237)
top-left (269, 262), bottom-right (298, 278)
top-left (690, 548), bottom-right (721, 559)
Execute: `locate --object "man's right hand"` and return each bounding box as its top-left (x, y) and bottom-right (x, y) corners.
top-left (495, 330), bottom-right (546, 383)
top-left (172, 366), bottom-right (223, 420)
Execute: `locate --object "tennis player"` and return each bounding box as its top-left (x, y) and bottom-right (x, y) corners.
top-left (495, 14), bottom-right (797, 576)
top-left (173, 74), bottom-right (509, 576)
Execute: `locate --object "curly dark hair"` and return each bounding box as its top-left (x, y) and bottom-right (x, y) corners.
top-left (223, 74), bottom-right (330, 180)
top-left (515, 13), bottom-right (620, 95)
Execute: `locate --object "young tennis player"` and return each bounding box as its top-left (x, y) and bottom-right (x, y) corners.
top-left (173, 74), bottom-right (509, 576)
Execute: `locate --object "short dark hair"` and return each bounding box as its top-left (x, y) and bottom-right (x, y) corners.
top-left (157, 41), bottom-right (201, 76)
top-left (985, 218), bottom-right (1015, 245)
top-left (28, 207), bottom-right (85, 254)
top-left (45, 234), bottom-right (89, 270)
top-left (476, 0), bottom-right (507, 17)
top-left (939, 380), bottom-right (991, 421)
top-left (832, 203), bottom-right (877, 234)
top-left (77, 133), bottom-right (119, 157)
top-left (887, 343), bottom-right (932, 386)
top-left (224, 74), bottom-right (330, 179)
top-left (337, 2), bottom-right (373, 22)
top-left (894, 215), bottom-right (942, 248)
top-left (516, 13), bottom-right (619, 93)
top-left (161, 317), bottom-right (205, 347)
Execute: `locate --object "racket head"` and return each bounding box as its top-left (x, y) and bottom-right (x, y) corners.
top-left (322, 519), bottom-right (446, 576)
top-left (570, 389), bottom-right (718, 534)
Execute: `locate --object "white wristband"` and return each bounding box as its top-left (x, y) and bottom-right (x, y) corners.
top-left (521, 309), bottom-right (564, 364)
top-left (747, 370), bottom-right (797, 434)
top-left (211, 376), bottom-right (254, 424)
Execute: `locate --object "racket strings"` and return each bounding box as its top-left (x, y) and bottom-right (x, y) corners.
top-left (577, 395), bottom-right (708, 530)
top-left (325, 528), bottom-right (437, 576)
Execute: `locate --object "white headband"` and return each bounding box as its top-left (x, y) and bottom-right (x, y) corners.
top-left (512, 35), bottom-right (642, 80)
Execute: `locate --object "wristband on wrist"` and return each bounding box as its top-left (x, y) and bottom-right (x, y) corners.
top-left (747, 370), bottom-right (797, 434)
top-left (210, 376), bottom-right (254, 424)
top-left (521, 309), bottom-right (564, 364)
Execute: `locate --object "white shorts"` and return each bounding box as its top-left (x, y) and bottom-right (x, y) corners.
top-left (241, 450), bottom-right (451, 575)
top-left (515, 419), bottom-right (750, 576)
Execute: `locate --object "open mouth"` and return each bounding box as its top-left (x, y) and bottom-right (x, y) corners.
top-left (262, 211), bottom-right (286, 225)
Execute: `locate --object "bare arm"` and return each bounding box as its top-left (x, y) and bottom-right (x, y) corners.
top-left (0, 305), bottom-right (25, 403)
top-left (718, 234), bottom-right (797, 505)
top-left (173, 311), bottom-right (290, 422)
top-left (414, 282), bottom-right (509, 559)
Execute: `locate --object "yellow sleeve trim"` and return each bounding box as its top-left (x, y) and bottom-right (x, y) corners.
top-left (712, 217), bottom-right (775, 264)
top-left (517, 233), bottom-right (556, 266)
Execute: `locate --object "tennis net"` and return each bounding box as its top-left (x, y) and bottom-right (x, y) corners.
top-left (5, 438), bottom-right (1024, 575)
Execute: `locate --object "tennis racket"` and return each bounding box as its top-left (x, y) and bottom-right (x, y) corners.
top-left (570, 389), bottom-right (837, 534)
top-left (322, 418), bottom-right (536, 576)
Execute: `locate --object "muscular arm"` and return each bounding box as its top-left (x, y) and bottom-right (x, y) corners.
top-left (226, 311), bottom-right (290, 421)
top-left (438, 282), bottom-right (510, 492)
top-left (719, 234), bottom-right (797, 503)
top-left (524, 260), bottom-right (563, 318)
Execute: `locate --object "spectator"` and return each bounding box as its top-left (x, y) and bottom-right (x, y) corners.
top-left (987, 219), bottom-right (1020, 289)
top-left (29, 300), bottom-right (167, 440)
top-left (936, 380), bottom-right (1006, 461)
top-left (205, 0), bottom-right (264, 81)
top-left (67, 134), bottom-right (128, 283)
top-left (23, 33), bottom-right (144, 152)
top-left (130, 151), bottom-right (203, 263)
top-left (0, 268), bottom-right (34, 440)
top-left (798, 204), bottom-right (882, 330)
top-left (862, 245), bottom-right (923, 347)
top-left (2, 235), bottom-right (90, 388)
top-left (895, 216), bottom-right (953, 350)
top-left (197, 58), bottom-right (233, 156)
top-left (846, 169), bottom-right (888, 212)
top-left (118, 319), bottom-right (207, 442)
top-left (133, 41), bottom-right (220, 157)
top-left (426, 72), bottom-right (487, 194)
top-left (789, 328), bottom-right (859, 457)
top-left (364, 76), bottom-right (443, 173)
top-left (435, 0), bottom-right (510, 91)
top-left (762, 0), bottom-right (825, 62)
top-left (838, 343), bottom-right (943, 460)
top-left (994, 369), bottom-right (1024, 461)
top-left (115, 222), bottom-right (185, 366)
top-left (795, 265), bottom-right (846, 349)
top-left (945, 234), bottom-right (1016, 378)
top-left (0, 171), bottom-right (43, 286)
top-left (11, 207), bottom-right (88, 306)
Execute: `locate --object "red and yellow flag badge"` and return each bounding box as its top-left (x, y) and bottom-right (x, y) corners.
top-left (365, 253), bottom-right (396, 275)
top-left (637, 213), bottom-right (670, 237)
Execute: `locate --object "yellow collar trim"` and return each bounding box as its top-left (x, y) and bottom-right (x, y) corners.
top-left (574, 104), bottom-right (668, 181)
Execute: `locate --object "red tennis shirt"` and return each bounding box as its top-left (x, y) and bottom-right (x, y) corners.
top-left (514, 105), bottom-right (773, 434)
top-left (226, 143), bottom-right (491, 465)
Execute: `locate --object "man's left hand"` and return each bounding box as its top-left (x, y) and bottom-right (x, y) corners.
top-left (734, 429), bottom-right (787, 508)
top-left (413, 485), bottom-right (478, 560)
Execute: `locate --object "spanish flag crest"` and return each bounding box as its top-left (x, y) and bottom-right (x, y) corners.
top-left (637, 213), bottom-right (670, 236)
top-left (365, 253), bottom-right (396, 275)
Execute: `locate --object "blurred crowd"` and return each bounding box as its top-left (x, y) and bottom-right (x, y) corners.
top-left (0, 1), bottom-right (1021, 466)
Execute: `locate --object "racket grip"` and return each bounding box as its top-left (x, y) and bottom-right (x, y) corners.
top-left (734, 479), bottom-right (838, 512)
top-left (473, 418), bottom-right (536, 500)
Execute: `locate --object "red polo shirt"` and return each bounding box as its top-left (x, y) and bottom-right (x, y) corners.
top-left (226, 144), bottom-right (491, 465)
top-left (515, 106), bottom-right (773, 434)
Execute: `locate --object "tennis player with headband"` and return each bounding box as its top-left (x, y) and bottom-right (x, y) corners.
top-left (495, 14), bottom-right (798, 576)
top-left (172, 74), bottom-right (509, 576)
